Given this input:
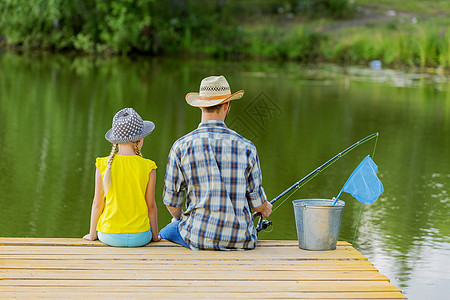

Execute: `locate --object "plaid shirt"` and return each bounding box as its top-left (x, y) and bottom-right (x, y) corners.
top-left (163, 120), bottom-right (267, 250)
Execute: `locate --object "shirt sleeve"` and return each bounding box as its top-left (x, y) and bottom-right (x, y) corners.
top-left (246, 150), bottom-right (267, 209)
top-left (163, 145), bottom-right (186, 208)
top-left (95, 157), bottom-right (102, 169)
top-left (147, 159), bottom-right (157, 172)
top-left (95, 157), bottom-right (107, 175)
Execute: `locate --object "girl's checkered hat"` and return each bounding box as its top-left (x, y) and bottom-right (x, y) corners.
top-left (105, 108), bottom-right (155, 144)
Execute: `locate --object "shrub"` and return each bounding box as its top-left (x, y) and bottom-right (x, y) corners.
top-left (297, 0), bottom-right (356, 19)
top-left (0, 0), bottom-right (153, 53)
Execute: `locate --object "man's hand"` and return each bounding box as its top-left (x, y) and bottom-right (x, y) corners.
top-left (261, 201), bottom-right (272, 218)
top-left (253, 201), bottom-right (272, 218)
top-left (166, 205), bottom-right (182, 221)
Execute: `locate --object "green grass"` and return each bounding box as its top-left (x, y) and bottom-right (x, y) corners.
top-left (354, 0), bottom-right (450, 16)
top-left (319, 22), bottom-right (450, 68)
top-left (238, 19), bottom-right (450, 69)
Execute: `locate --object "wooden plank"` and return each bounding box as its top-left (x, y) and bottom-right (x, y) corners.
top-left (0, 259), bottom-right (377, 271)
top-left (259, 240), bottom-right (352, 247)
top-left (0, 291), bottom-right (407, 299)
top-left (0, 243), bottom-right (354, 251)
top-left (0, 246), bottom-right (366, 260)
top-left (0, 255), bottom-right (372, 266)
top-left (0, 280), bottom-right (401, 292)
top-left (0, 238), bottom-right (351, 247)
top-left (0, 255), bottom-right (367, 262)
top-left (0, 269), bottom-right (389, 281)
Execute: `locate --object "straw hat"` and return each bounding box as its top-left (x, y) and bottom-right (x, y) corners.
top-left (105, 108), bottom-right (155, 144)
top-left (186, 75), bottom-right (244, 107)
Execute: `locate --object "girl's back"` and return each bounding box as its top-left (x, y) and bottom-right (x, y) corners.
top-left (96, 155), bottom-right (157, 233)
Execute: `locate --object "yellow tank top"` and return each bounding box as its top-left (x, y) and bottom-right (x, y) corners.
top-left (95, 155), bottom-right (157, 233)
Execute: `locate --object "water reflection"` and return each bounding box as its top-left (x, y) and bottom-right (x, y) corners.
top-left (0, 54), bottom-right (449, 298)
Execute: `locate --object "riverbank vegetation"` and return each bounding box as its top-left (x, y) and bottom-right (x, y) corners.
top-left (1, 0), bottom-right (449, 69)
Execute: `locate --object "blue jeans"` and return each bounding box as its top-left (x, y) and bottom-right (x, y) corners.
top-left (159, 220), bottom-right (190, 248)
top-left (98, 229), bottom-right (152, 247)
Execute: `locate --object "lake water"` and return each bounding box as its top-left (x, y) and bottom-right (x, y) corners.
top-left (0, 53), bottom-right (449, 299)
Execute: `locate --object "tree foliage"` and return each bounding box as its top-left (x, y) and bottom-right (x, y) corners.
top-left (0, 1), bottom-right (353, 54)
top-left (0, 0), bottom-right (153, 53)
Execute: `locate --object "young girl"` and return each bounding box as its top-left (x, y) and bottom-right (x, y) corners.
top-left (83, 108), bottom-right (160, 247)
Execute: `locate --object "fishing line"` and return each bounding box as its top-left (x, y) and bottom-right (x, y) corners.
top-left (352, 133), bottom-right (379, 245)
top-left (352, 204), bottom-right (364, 245)
top-left (371, 134), bottom-right (379, 159)
top-left (272, 158), bottom-right (340, 214)
top-left (271, 188), bottom-right (298, 214)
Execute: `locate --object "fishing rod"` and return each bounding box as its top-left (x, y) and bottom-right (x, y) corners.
top-left (255, 132), bottom-right (379, 232)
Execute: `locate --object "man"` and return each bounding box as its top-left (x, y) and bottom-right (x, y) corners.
top-left (160, 75), bottom-right (272, 250)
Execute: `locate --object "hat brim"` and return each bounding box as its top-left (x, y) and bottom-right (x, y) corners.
top-left (185, 90), bottom-right (244, 107)
top-left (105, 121), bottom-right (155, 144)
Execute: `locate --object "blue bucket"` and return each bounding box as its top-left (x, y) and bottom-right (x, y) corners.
top-left (292, 199), bottom-right (345, 251)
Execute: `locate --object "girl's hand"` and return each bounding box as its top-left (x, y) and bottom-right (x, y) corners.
top-left (83, 233), bottom-right (97, 241)
top-left (152, 235), bottom-right (161, 242)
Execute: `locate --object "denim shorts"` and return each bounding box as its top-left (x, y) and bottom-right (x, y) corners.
top-left (98, 229), bottom-right (152, 247)
top-left (159, 220), bottom-right (190, 248)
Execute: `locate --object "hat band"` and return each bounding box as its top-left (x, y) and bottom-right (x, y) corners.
top-left (199, 93), bottom-right (231, 100)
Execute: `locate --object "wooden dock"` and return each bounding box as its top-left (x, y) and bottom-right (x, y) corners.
top-left (0, 238), bottom-right (406, 299)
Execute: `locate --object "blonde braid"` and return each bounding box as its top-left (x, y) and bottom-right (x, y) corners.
top-left (134, 141), bottom-right (142, 157)
top-left (107, 144), bottom-right (118, 166)
top-left (103, 144), bottom-right (118, 195)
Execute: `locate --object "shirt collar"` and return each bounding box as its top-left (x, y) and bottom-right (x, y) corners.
top-left (198, 120), bottom-right (227, 129)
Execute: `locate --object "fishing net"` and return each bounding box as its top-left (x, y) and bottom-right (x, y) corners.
top-left (337, 155), bottom-right (383, 204)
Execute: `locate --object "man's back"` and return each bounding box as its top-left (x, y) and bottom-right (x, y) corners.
top-left (163, 120), bottom-right (267, 250)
